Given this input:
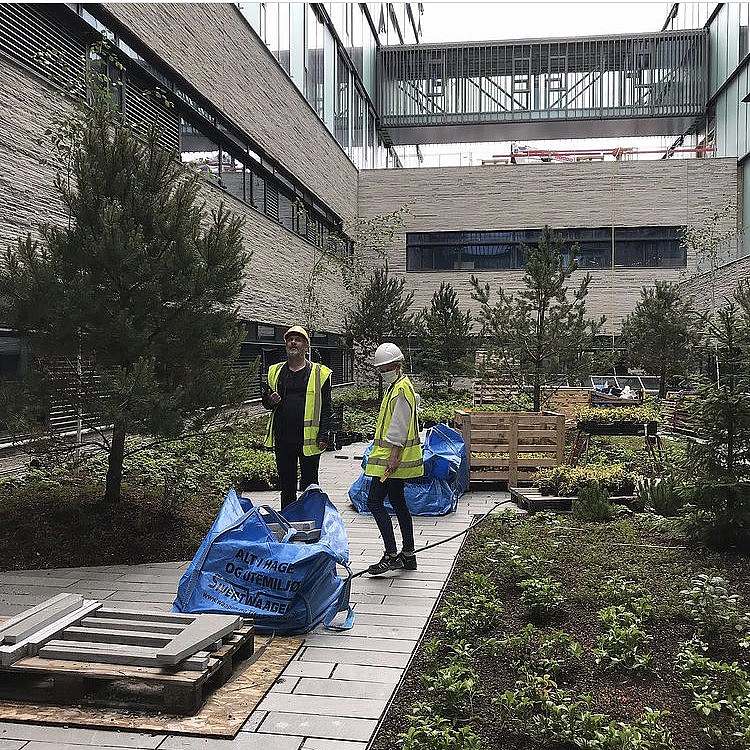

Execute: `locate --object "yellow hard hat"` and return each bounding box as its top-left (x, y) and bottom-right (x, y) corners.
top-left (284, 325), bottom-right (310, 346)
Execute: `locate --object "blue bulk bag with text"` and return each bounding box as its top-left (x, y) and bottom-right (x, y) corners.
top-left (349, 424), bottom-right (468, 516)
top-left (172, 486), bottom-right (353, 634)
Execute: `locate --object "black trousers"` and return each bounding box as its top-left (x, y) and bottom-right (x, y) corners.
top-left (274, 441), bottom-right (321, 509)
top-left (367, 477), bottom-right (415, 555)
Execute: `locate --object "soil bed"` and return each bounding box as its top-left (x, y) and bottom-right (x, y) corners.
top-left (370, 511), bottom-right (750, 749)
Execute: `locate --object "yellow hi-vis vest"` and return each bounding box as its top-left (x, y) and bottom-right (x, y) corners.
top-left (264, 361), bottom-right (332, 456)
top-left (364, 375), bottom-right (423, 480)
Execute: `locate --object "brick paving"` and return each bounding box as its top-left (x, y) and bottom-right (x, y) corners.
top-left (0, 445), bottom-right (511, 749)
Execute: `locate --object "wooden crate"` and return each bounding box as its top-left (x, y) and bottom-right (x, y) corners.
top-left (457, 409), bottom-right (565, 486)
top-left (543, 387), bottom-right (593, 419)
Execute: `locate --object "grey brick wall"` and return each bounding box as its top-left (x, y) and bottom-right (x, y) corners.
top-left (680, 255), bottom-right (750, 313)
top-left (357, 159), bottom-right (738, 331)
top-left (0, 56), bottom-right (348, 333)
top-left (103, 2), bottom-right (359, 225)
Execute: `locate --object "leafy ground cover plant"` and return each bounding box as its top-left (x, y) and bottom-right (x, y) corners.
top-left (399, 703), bottom-right (481, 750)
top-left (681, 574), bottom-right (742, 636)
top-left (0, 416), bottom-right (274, 569)
top-left (438, 573), bottom-right (504, 637)
top-left (535, 463), bottom-right (636, 497)
top-left (370, 511), bottom-right (750, 750)
top-left (594, 605), bottom-right (653, 671)
top-left (519, 575), bottom-right (565, 618)
top-left (675, 637), bottom-right (750, 747)
top-left (420, 659), bottom-right (478, 719)
top-left (573, 481), bottom-right (614, 521)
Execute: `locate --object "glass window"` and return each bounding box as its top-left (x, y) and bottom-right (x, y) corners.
top-left (278, 3), bottom-right (290, 73)
top-left (335, 50), bottom-right (350, 148)
top-left (222, 153), bottom-right (246, 202)
top-left (265, 2), bottom-right (279, 57)
top-left (278, 191), bottom-right (294, 231)
top-left (180, 119), bottom-right (221, 186)
top-left (353, 86), bottom-right (365, 168)
top-left (614, 227), bottom-right (685, 267)
top-left (557, 227), bottom-right (612, 268)
top-left (251, 168), bottom-right (266, 213)
top-left (306, 5), bottom-right (324, 119)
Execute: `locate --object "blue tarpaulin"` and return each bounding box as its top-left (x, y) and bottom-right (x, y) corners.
top-left (349, 424), bottom-right (468, 517)
top-left (172, 486), bottom-right (354, 634)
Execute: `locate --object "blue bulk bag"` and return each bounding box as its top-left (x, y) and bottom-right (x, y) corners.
top-left (349, 424), bottom-right (468, 517)
top-left (172, 486), bottom-right (353, 634)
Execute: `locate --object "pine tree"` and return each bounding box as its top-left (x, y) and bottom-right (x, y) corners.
top-left (414, 282), bottom-right (473, 392)
top-left (684, 287), bottom-right (750, 549)
top-left (345, 264), bottom-right (415, 398)
top-left (471, 226), bottom-right (605, 411)
top-left (620, 282), bottom-right (701, 398)
top-left (0, 93), bottom-right (250, 502)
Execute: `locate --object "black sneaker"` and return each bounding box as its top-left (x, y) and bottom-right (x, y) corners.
top-left (367, 553), bottom-right (403, 576)
top-left (397, 551), bottom-right (417, 570)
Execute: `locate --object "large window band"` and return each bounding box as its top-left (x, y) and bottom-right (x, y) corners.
top-left (406, 227), bottom-right (686, 271)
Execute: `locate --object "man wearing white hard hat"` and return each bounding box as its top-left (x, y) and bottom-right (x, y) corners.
top-left (364, 342), bottom-right (423, 575)
top-left (262, 326), bottom-right (333, 508)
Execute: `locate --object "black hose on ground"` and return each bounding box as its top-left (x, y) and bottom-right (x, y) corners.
top-left (349, 498), bottom-right (511, 579)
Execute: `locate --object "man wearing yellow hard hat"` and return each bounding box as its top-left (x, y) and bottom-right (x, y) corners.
top-left (262, 326), bottom-right (333, 508)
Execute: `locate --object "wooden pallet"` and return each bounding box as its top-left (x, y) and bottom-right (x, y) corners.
top-left (0, 620), bottom-right (254, 715)
top-left (510, 486), bottom-right (636, 514)
top-left (458, 409), bottom-right (565, 486)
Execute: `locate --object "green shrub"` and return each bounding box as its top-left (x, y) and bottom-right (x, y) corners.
top-left (635, 475), bottom-right (682, 516)
top-left (519, 576), bottom-right (564, 617)
top-left (594, 605), bottom-right (653, 671)
top-left (675, 637), bottom-right (750, 747)
top-left (535, 464), bottom-right (635, 497)
top-left (497, 623), bottom-right (582, 677)
top-left (683, 481), bottom-right (750, 553)
top-left (400, 703), bottom-right (481, 750)
top-left (573, 481), bottom-right (614, 521)
top-left (421, 660), bottom-right (478, 719)
top-left (680, 574), bottom-right (741, 634)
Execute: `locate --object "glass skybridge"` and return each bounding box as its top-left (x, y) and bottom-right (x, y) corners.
top-left (378, 29), bottom-right (708, 145)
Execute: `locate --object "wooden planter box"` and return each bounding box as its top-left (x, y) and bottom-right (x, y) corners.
top-left (456, 410), bottom-right (566, 486)
top-left (542, 387), bottom-right (593, 419)
top-left (510, 486), bottom-right (637, 514)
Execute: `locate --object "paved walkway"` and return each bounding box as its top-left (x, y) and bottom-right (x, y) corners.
top-left (0, 445), bottom-right (510, 750)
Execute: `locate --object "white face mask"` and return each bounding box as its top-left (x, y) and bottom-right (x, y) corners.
top-left (381, 369), bottom-right (400, 385)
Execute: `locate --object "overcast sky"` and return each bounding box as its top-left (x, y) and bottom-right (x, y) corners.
top-left (419, 2), bottom-right (672, 43)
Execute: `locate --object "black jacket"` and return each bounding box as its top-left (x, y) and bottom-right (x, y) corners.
top-left (262, 362), bottom-right (333, 440)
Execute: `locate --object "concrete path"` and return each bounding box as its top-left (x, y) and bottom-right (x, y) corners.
top-left (0, 444), bottom-right (511, 749)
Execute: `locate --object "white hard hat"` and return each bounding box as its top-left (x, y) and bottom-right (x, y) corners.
top-left (372, 342), bottom-right (404, 368)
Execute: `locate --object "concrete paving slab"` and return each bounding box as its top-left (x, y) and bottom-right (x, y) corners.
top-left (293, 677), bottom-right (393, 700)
top-left (0, 721), bottom-right (163, 747)
top-left (300, 646), bottom-right (409, 667)
top-left (0, 741), bottom-right (27, 750)
top-left (301, 635), bottom-right (416, 653)
top-left (258, 693), bottom-right (387, 719)
top-left (301, 740), bottom-right (366, 750)
top-left (331, 664), bottom-right (404, 683)
top-left (281, 660), bottom-right (335, 678)
top-left (259, 712), bottom-right (377, 742)
top-left (159, 735), bottom-right (302, 749)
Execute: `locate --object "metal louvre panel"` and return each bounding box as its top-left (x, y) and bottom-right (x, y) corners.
top-left (265, 183), bottom-right (279, 222)
top-left (124, 75), bottom-right (180, 154)
top-left (0, 4), bottom-right (85, 96)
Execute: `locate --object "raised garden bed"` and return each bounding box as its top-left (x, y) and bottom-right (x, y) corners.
top-left (510, 486), bottom-right (637, 514)
top-left (370, 513), bottom-right (750, 750)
